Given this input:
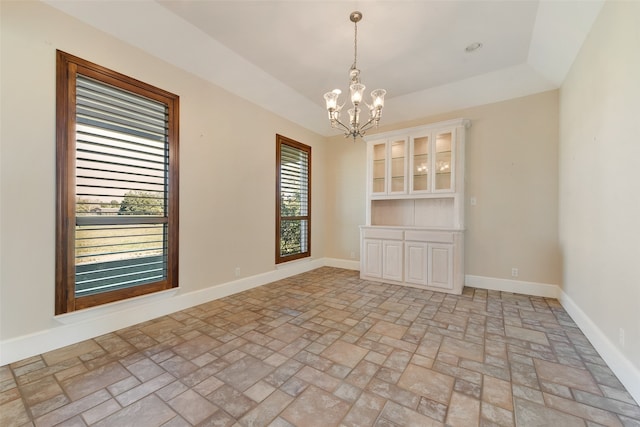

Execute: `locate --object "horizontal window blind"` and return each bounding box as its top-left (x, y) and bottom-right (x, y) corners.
top-left (279, 144), bottom-right (309, 217)
top-left (74, 75), bottom-right (169, 296)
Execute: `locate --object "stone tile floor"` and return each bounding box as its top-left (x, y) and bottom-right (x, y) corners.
top-left (1, 267), bottom-right (639, 426)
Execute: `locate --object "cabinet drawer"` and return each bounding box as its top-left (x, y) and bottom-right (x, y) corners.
top-left (362, 228), bottom-right (404, 240)
top-left (405, 230), bottom-right (454, 243)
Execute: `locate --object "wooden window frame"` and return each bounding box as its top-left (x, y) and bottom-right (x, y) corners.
top-left (55, 50), bottom-right (179, 314)
top-left (275, 134), bottom-right (311, 264)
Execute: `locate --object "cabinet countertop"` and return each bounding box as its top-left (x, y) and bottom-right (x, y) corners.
top-left (360, 225), bottom-right (465, 232)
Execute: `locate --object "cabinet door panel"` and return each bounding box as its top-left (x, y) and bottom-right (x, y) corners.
top-left (434, 131), bottom-right (454, 192)
top-left (389, 138), bottom-right (407, 194)
top-left (371, 142), bottom-right (387, 194)
top-left (382, 240), bottom-right (403, 281)
top-left (410, 135), bottom-right (430, 193)
top-left (428, 244), bottom-right (453, 289)
top-left (363, 239), bottom-right (382, 278)
top-left (405, 242), bottom-right (428, 285)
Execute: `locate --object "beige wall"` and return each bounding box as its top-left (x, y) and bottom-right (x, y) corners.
top-left (325, 91), bottom-right (561, 287)
top-left (0, 1), bottom-right (326, 342)
top-left (559, 0), bottom-right (640, 374)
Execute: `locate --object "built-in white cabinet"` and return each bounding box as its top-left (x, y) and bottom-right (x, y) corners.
top-left (370, 136), bottom-right (409, 195)
top-left (361, 118), bottom-right (469, 295)
top-left (362, 239), bottom-right (382, 277)
top-left (361, 227), bottom-right (463, 292)
top-left (428, 244), bottom-right (454, 289)
top-left (368, 128), bottom-right (458, 197)
top-left (361, 228), bottom-right (403, 281)
top-left (404, 241), bottom-right (428, 285)
top-left (410, 128), bottom-right (456, 194)
top-left (362, 237), bottom-right (404, 282)
top-left (382, 240), bottom-right (403, 281)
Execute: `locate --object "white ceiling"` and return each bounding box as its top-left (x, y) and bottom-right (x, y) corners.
top-left (45, 0), bottom-right (604, 136)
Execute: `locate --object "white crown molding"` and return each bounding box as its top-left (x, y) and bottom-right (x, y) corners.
top-left (42, 0), bottom-right (330, 135)
top-left (42, 1), bottom-right (602, 137)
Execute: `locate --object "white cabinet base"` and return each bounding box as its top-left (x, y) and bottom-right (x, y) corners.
top-left (383, 240), bottom-right (403, 282)
top-left (360, 226), bottom-right (464, 295)
top-left (362, 239), bottom-right (382, 278)
top-left (428, 243), bottom-right (454, 289)
top-left (405, 242), bottom-right (428, 286)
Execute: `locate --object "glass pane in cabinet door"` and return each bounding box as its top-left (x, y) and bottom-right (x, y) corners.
top-left (372, 143), bottom-right (386, 193)
top-left (412, 136), bottom-right (429, 192)
top-left (435, 132), bottom-right (452, 191)
top-left (390, 139), bottom-right (405, 192)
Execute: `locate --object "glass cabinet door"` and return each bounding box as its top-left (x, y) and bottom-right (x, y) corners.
top-left (371, 141), bottom-right (386, 194)
top-left (434, 131), bottom-right (453, 192)
top-left (389, 138), bottom-right (406, 193)
top-left (411, 135), bottom-right (430, 193)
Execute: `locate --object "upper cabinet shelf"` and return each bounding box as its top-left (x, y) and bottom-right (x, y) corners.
top-left (364, 118), bottom-right (470, 230)
top-left (411, 128), bottom-right (454, 194)
top-left (370, 136), bottom-right (409, 196)
top-left (365, 118), bottom-right (469, 199)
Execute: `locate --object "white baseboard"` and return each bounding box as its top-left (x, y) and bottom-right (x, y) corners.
top-left (559, 291), bottom-right (640, 405)
top-left (0, 258), bottom-right (325, 366)
top-left (465, 274), bottom-right (561, 298)
top-left (323, 258), bottom-right (360, 270)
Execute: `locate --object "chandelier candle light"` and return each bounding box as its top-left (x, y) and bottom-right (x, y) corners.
top-left (324, 11), bottom-right (386, 139)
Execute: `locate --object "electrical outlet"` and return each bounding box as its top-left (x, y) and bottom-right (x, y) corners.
top-left (235, 267), bottom-right (241, 277)
top-left (619, 328), bottom-right (625, 347)
top-left (511, 268), bottom-right (518, 278)
top-left (350, 251), bottom-right (356, 259)
top-left (470, 197), bottom-right (477, 206)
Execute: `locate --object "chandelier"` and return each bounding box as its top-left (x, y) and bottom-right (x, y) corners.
top-left (324, 11), bottom-right (386, 139)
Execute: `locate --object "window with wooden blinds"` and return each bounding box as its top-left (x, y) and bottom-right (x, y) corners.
top-left (56, 51), bottom-right (179, 313)
top-left (276, 135), bottom-right (311, 263)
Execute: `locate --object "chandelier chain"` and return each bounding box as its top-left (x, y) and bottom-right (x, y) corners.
top-left (352, 20), bottom-right (358, 71)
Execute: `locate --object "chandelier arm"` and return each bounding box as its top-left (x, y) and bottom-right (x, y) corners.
top-left (332, 117), bottom-right (353, 134)
top-left (358, 117), bottom-right (377, 134)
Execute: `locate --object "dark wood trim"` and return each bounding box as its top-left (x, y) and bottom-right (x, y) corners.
top-left (55, 51), bottom-right (76, 314)
top-left (73, 280), bottom-right (171, 311)
top-left (59, 50), bottom-right (178, 103)
top-left (275, 137), bottom-right (282, 264)
top-left (275, 134), bottom-right (311, 264)
top-left (55, 50), bottom-right (179, 314)
top-left (167, 94), bottom-right (180, 291)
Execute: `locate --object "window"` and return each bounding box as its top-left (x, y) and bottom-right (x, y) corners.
top-left (56, 51), bottom-right (179, 314)
top-left (276, 135), bottom-right (311, 264)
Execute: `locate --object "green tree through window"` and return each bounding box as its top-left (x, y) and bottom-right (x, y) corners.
top-left (119, 190), bottom-right (164, 215)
